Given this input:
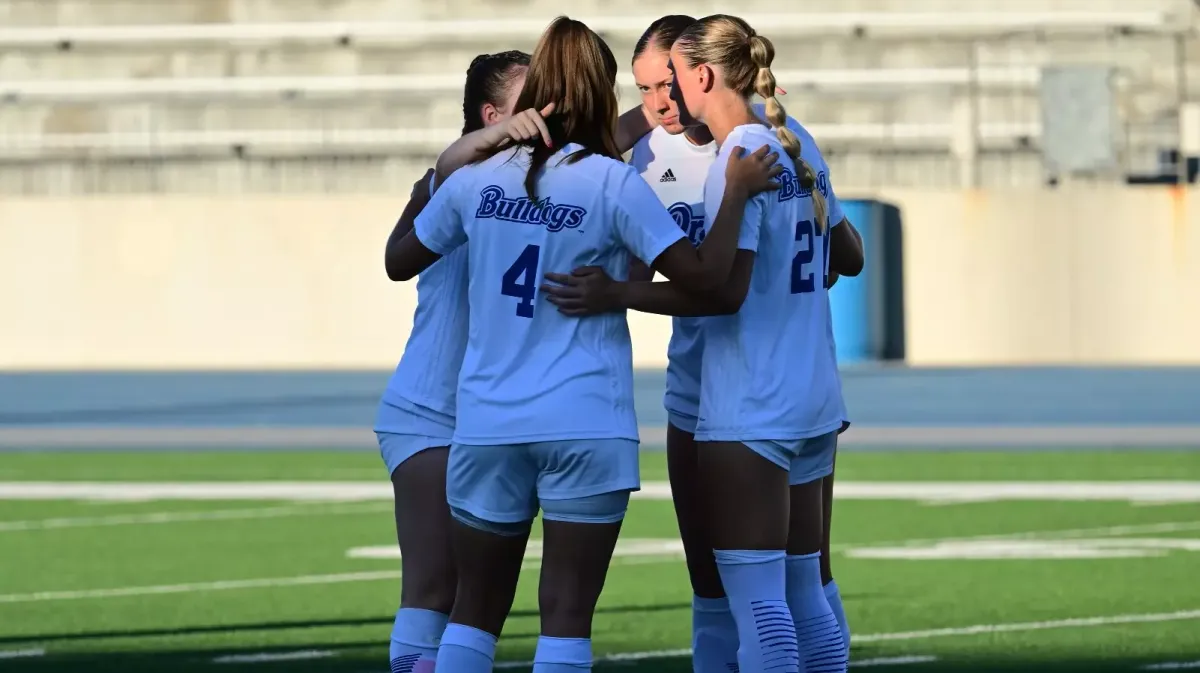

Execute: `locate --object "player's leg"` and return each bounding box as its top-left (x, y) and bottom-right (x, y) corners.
top-left (667, 417), bottom-right (738, 673)
top-left (533, 439), bottom-right (641, 672)
top-left (699, 440), bottom-right (799, 673)
top-left (435, 444), bottom-right (537, 672)
top-left (821, 444), bottom-right (850, 661)
top-left (375, 401), bottom-right (458, 673)
top-left (787, 432), bottom-right (847, 673)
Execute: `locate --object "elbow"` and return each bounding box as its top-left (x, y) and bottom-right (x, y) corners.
top-left (832, 251), bottom-right (865, 278)
top-left (841, 257), bottom-right (865, 277)
top-left (384, 255), bottom-right (416, 282)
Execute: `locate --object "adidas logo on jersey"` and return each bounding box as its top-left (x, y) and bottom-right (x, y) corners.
top-left (659, 169), bottom-right (676, 183)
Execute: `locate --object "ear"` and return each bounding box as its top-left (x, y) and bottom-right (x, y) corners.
top-left (698, 65), bottom-right (716, 94)
top-left (480, 102), bottom-right (502, 127)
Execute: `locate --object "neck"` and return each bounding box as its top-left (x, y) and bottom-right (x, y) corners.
top-left (702, 94), bottom-right (757, 146)
top-left (683, 125), bottom-right (714, 146)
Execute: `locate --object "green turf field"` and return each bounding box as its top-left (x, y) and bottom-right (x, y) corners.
top-left (1, 449), bottom-right (1198, 672)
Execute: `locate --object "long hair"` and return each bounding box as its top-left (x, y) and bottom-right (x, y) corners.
top-left (508, 16), bottom-right (622, 200)
top-left (632, 15), bottom-right (695, 64)
top-left (461, 50), bottom-right (531, 135)
top-left (675, 14), bottom-right (828, 231)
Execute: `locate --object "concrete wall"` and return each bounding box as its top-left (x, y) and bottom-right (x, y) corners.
top-left (1, 187), bottom-right (1197, 370)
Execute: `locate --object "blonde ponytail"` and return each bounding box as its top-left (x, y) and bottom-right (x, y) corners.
top-left (675, 15), bottom-right (829, 232)
top-left (748, 34), bottom-right (828, 233)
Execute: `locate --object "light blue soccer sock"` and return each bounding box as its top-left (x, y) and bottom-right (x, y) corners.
top-left (714, 549), bottom-right (800, 673)
top-left (532, 635), bottom-right (592, 672)
top-left (434, 623), bottom-right (496, 673)
top-left (823, 579), bottom-right (851, 662)
top-left (389, 608), bottom-right (449, 673)
top-left (786, 554), bottom-right (847, 673)
top-left (692, 595), bottom-right (740, 673)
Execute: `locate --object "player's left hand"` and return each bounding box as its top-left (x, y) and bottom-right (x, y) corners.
top-left (410, 168), bottom-right (435, 206)
top-left (541, 266), bottom-right (620, 316)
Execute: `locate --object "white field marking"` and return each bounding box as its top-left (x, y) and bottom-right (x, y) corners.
top-left (348, 537), bottom-right (684, 560)
top-left (6, 480), bottom-right (1200, 503)
top-left (844, 537), bottom-right (1200, 560)
top-left (831, 482), bottom-right (1200, 504)
top-left (493, 609), bottom-right (1200, 668)
top-left (0, 552), bottom-right (680, 605)
top-left (835, 520), bottom-right (1200, 552)
top-left (1143, 661), bottom-right (1200, 671)
top-left (213, 650), bottom-right (336, 664)
top-left (852, 656), bottom-right (939, 668)
top-left (0, 502), bottom-right (393, 533)
top-left (0, 648), bottom-right (45, 660)
top-left (854, 609), bottom-right (1200, 643)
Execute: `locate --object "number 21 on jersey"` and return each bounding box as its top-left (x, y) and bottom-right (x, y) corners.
top-left (790, 219), bottom-right (830, 294)
top-left (501, 244), bottom-right (541, 318)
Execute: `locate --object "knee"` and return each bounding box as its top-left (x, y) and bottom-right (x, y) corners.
top-left (402, 566), bottom-right (457, 614)
top-left (538, 580), bottom-right (596, 628)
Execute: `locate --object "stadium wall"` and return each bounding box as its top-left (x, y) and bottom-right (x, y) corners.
top-left (1, 186), bottom-right (1197, 369)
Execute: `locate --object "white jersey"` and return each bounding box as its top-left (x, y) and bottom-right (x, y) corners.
top-left (380, 173), bottom-right (467, 419)
top-left (415, 144), bottom-right (686, 444)
top-left (695, 123), bottom-right (846, 441)
top-left (630, 127), bottom-right (717, 419)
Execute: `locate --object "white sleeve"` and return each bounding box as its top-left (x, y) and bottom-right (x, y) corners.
top-left (612, 168), bottom-right (686, 266)
top-left (414, 169), bottom-right (468, 255)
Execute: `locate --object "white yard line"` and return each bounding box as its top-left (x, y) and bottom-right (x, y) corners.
top-left (495, 609), bottom-right (1200, 668)
top-left (4, 481), bottom-right (1200, 503)
top-left (0, 502), bottom-right (393, 533)
top-left (1142, 662), bottom-right (1200, 671)
top-left (213, 650), bottom-right (336, 664)
top-left (0, 648), bottom-right (45, 660)
top-left (0, 554), bottom-right (681, 605)
top-left (834, 520), bottom-right (1200, 552)
top-left (855, 609), bottom-right (1200, 643)
top-left (851, 656), bottom-right (939, 668)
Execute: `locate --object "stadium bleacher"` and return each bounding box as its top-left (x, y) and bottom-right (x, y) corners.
top-left (0, 1), bottom-right (1193, 192)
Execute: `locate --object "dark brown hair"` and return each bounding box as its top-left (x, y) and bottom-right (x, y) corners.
top-left (632, 15), bottom-right (695, 64)
top-left (462, 50), bottom-right (531, 135)
top-left (508, 16), bottom-right (622, 200)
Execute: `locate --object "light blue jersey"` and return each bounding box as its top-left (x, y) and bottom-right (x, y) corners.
top-left (695, 123), bottom-right (846, 441)
top-left (377, 172), bottom-right (465, 446)
top-left (415, 144), bottom-right (686, 444)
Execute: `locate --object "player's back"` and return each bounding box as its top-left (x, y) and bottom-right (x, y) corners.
top-left (697, 124), bottom-right (843, 441)
top-left (438, 145), bottom-right (664, 445)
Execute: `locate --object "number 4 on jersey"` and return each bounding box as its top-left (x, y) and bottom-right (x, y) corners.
top-left (501, 244), bottom-right (541, 318)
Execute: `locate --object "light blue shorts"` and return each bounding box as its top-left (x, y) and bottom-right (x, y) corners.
top-left (373, 398), bottom-right (455, 477)
top-left (743, 431), bottom-right (839, 486)
top-left (446, 439), bottom-right (641, 532)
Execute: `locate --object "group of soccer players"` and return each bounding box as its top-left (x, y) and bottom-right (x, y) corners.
top-left (376, 13), bottom-right (864, 673)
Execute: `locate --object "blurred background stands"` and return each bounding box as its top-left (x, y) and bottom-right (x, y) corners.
top-left (0, 0), bottom-right (1196, 193)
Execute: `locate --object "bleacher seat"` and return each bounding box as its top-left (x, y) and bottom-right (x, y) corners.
top-left (0, 11), bottom-right (1178, 51)
top-left (0, 68), bottom-right (1043, 103)
top-left (0, 121), bottom-right (1041, 160)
